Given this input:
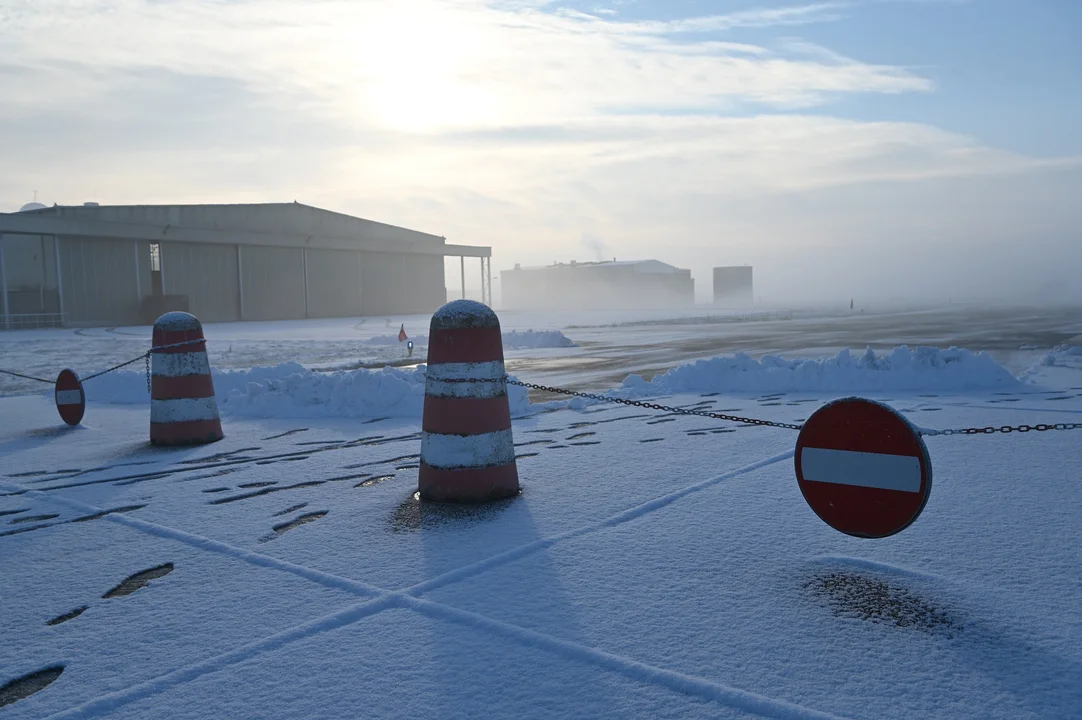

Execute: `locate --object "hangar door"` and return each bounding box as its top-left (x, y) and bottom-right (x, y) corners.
top-left (360, 252), bottom-right (445, 316)
top-left (161, 242), bottom-right (240, 322)
top-left (305, 249), bottom-right (362, 318)
top-left (58, 236), bottom-right (141, 326)
top-left (240, 246), bottom-right (306, 321)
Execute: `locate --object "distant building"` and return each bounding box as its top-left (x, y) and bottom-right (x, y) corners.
top-left (713, 266), bottom-right (753, 307)
top-left (501, 259), bottom-right (694, 311)
top-left (0, 202), bottom-right (492, 329)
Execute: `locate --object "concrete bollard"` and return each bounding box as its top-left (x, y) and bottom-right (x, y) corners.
top-left (150, 312), bottom-right (224, 446)
top-left (419, 300), bottom-right (520, 502)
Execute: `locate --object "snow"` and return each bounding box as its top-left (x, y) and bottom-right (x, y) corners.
top-left (84, 362), bottom-right (533, 420)
top-left (1041, 345), bottom-right (1082, 366)
top-left (620, 346), bottom-right (1021, 396)
top-left (2, 306), bottom-right (1082, 718)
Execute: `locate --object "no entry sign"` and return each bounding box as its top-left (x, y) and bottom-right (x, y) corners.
top-left (795, 397), bottom-right (932, 538)
top-left (55, 369), bottom-right (86, 426)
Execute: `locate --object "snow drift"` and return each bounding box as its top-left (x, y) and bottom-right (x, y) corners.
top-left (85, 362), bottom-right (532, 420)
top-left (82, 346), bottom-right (1019, 419)
top-left (363, 330), bottom-right (576, 349)
top-left (620, 346), bottom-right (1020, 396)
top-left (1041, 345), bottom-right (1082, 367)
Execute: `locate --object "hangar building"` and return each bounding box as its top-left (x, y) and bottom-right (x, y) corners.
top-left (713, 266), bottom-right (753, 307)
top-left (501, 259), bottom-right (694, 311)
top-left (0, 202), bottom-right (491, 328)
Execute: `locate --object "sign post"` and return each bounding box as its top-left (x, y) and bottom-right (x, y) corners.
top-left (55, 369), bottom-right (86, 426)
top-left (795, 397), bottom-right (932, 538)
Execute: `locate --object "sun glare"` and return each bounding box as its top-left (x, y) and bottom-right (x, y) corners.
top-left (350, 5), bottom-right (497, 132)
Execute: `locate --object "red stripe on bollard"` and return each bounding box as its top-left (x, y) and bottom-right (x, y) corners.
top-left (151, 374), bottom-right (216, 401)
top-left (152, 328), bottom-right (208, 353)
top-left (421, 395), bottom-right (512, 435)
top-left (418, 462), bottom-right (520, 503)
top-left (428, 327), bottom-right (504, 364)
top-left (150, 420), bottom-right (228, 446)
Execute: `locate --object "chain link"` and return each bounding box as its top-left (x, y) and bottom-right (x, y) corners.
top-left (1, 338), bottom-right (208, 392)
top-left (498, 377), bottom-right (804, 430)
top-left (455, 376), bottom-right (1082, 437)
top-left (0, 368), bottom-right (54, 384)
top-left (921, 422), bottom-right (1082, 437)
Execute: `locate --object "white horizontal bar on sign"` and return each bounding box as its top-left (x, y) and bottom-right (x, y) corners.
top-left (421, 429), bottom-right (515, 469)
top-left (151, 397), bottom-right (220, 424)
top-left (152, 351), bottom-right (211, 378)
top-left (800, 447), bottom-right (922, 494)
top-left (425, 361), bottom-right (507, 399)
top-left (56, 390), bottom-right (83, 405)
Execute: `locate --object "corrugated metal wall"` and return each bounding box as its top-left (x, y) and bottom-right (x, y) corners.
top-left (305, 249), bottom-right (362, 318)
top-left (240, 246), bottom-right (306, 321)
top-left (0, 235), bottom-right (61, 315)
top-left (162, 242), bottom-right (240, 322)
top-left (360, 252), bottom-right (445, 316)
top-left (58, 236), bottom-right (142, 325)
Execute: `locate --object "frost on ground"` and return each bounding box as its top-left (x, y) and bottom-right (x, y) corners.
top-left (2, 311), bottom-right (1081, 718)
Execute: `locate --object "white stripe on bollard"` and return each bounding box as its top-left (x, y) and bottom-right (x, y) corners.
top-left (424, 361), bottom-right (507, 398)
top-left (421, 429), bottom-right (515, 469)
top-left (799, 447), bottom-right (922, 493)
top-left (150, 397), bottom-right (221, 424)
top-left (153, 351), bottom-right (212, 377)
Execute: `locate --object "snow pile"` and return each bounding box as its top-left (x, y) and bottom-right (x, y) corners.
top-left (620, 346), bottom-right (1021, 396)
top-left (362, 330), bottom-right (576, 349)
top-left (1041, 345), bottom-right (1082, 367)
top-left (502, 330), bottom-right (577, 349)
top-left (85, 363), bottom-right (532, 419)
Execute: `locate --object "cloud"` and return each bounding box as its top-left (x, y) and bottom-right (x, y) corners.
top-left (0, 0), bottom-right (1076, 306)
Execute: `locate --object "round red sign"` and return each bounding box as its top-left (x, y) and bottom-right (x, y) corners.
top-left (55, 369), bottom-right (86, 426)
top-left (795, 397), bottom-right (932, 538)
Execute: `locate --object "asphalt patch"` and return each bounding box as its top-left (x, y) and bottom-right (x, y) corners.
top-left (0, 666), bottom-right (65, 708)
top-left (391, 490), bottom-right (521, 532)
top-left (806, 572), bottom-right (955, 634)
top-left (102, 563), bottom-right (175, 599)
top-left (260, 511), bottom-right (328, 543)
top-left (46, 606), bottom-right (88, 626)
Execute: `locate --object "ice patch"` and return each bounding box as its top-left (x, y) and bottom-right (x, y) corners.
top-left (620, 346), bottom-right (1021, 396)
top-left (363, 330), bottom-right (576, 349)
top-left (84, 362), bottom-right (532, 420)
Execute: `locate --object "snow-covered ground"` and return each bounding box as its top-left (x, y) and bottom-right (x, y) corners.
top-left (2, 305), bottom-right (1082, 718)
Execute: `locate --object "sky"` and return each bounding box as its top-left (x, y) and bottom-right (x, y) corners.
top-left (1, 0), bottom-right (1079, 306)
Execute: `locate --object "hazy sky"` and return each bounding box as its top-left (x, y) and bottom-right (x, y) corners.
top-left (1, 0), bottom-right (1079, 305)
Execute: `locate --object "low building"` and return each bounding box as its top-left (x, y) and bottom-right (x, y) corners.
top-left (713, 266), bottom-right (753, 307)
top-left (0, 202), bottom-right (492, 328)
top-left (501, 259), bottom-right (694, 311)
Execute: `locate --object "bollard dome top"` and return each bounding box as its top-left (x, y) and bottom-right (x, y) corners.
top-left (154, 311), bottom-right (203, 332)
top-left (430, 300), bottom-right (500, 330)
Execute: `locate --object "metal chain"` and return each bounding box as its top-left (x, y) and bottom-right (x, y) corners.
top-left (499, 377), bottom-right (804, 430)
top-left (920, 422), bottom-right (1082, 436)
top-left (0, 368), bottom-right (54, 384)
top-left (0, 338), bottom-right (208, 391)
top-left (455, 376), bottom-right (1082, 437)
top-left (81, 353), bottom-right (151, 382)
